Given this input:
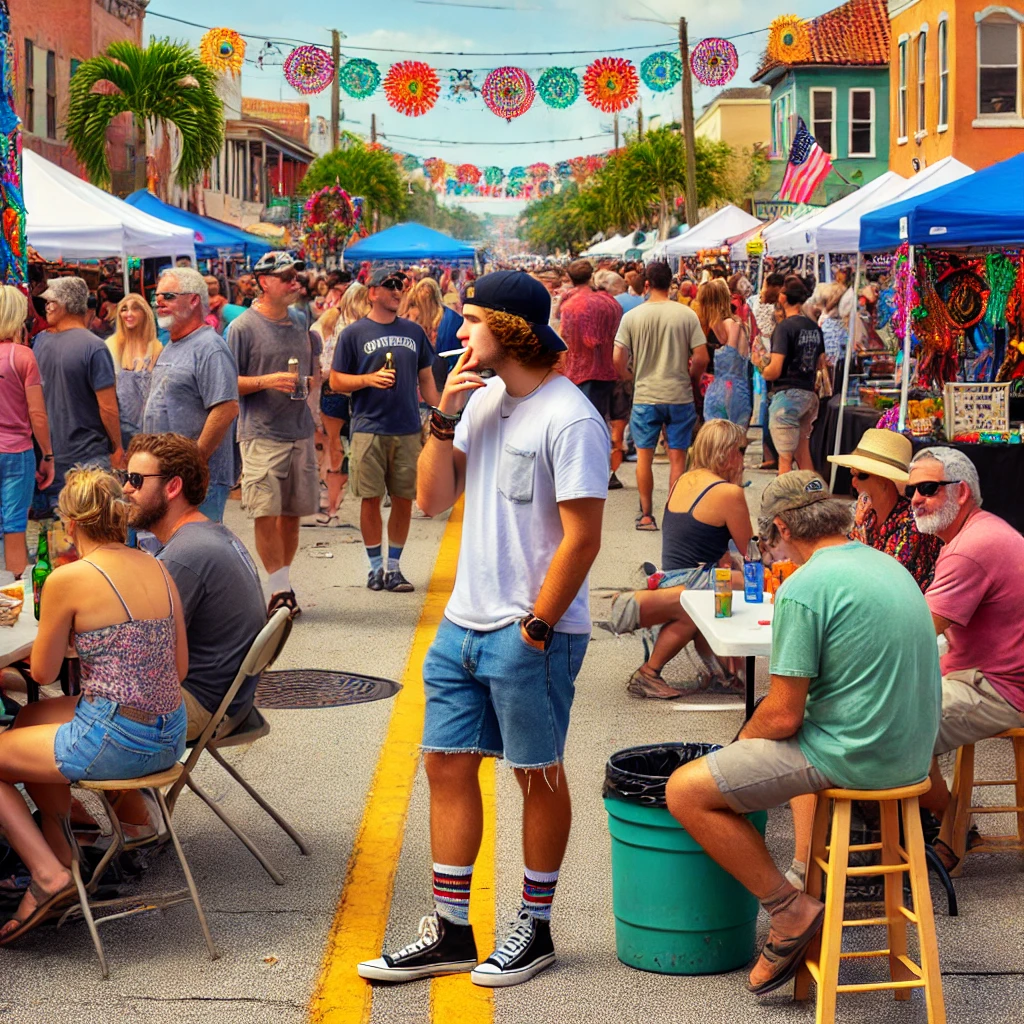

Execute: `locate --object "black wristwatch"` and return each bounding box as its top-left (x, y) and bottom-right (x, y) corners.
top-left (521, 614), bottom-right (554, 649)
top-left (41, 454), bottom-right (53, 461)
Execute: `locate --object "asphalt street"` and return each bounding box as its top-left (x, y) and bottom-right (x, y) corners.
top-left (0, 434), bottom-right (1021, 1023)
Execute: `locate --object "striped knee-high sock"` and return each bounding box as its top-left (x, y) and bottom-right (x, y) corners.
top-left (433, 863), bottom-right (473, 925)
top-left (522, 867), bottom-right (559, 921)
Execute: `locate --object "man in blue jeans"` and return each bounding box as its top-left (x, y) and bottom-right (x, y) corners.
top-left (613, 261), bottom-right (708, 530)
top-left (358, 271), bottom-right (608, 988)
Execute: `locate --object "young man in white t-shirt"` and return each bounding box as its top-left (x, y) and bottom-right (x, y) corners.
top-left (357, 271), bottom-right (609, 988)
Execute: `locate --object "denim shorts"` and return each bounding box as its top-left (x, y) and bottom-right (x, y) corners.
top-left (768, 388), bottom-right (819, 455)
top-left (422, 618), bottom-right (589, 769)
top-left (54, 695), bottom-right (187, 784)
top-left (0, 449), bottom-right (36, 535)
top-left (630, 402), bottom-right (697, 451)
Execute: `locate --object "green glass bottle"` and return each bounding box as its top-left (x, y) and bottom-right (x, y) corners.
top-left (32, 525), bottom-right (51, 621)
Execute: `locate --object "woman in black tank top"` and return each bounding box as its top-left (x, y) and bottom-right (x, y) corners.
top-left (597, 421), bottom-right (754, 700)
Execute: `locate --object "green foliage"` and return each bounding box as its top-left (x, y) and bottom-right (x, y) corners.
top-left (300, 141), bottom-right (406, 226)
top-left (405, 183), bottom-right (484, 240)
top-left (518, 128), bottom-right (739, 254)
top-left (65, 38), bottom-right (224, 191)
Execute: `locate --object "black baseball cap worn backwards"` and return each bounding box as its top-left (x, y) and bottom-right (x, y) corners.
top-left (467, 270), bottom-right (567, 352)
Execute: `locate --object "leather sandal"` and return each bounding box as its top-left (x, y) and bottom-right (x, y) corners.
top-left (746, 903), bottom-right (825, 996)
top-left (267, 590), bottom-right (301, 619)
top-left (0, 878), bottom-right (78, 946)
top-left (635, 512), bottom-right (659, 532)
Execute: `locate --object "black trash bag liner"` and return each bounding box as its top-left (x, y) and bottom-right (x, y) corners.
top-left (603, 742), bottom-right (721, 809)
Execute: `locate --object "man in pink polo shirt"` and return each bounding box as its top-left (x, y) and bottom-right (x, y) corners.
top-left (908, 447), bottom-right (1024, 865)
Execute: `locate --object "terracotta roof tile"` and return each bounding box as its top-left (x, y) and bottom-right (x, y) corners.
top-left (753, 0), bottom-right (891, 81)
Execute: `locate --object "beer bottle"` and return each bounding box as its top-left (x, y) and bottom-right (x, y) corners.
top-left (383, 350), bottom-right (396, 388)
top-left (32, 524), bottom-right (52, 621)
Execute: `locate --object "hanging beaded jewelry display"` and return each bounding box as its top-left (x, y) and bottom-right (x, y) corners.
top-left (985, 252), bottom-right (1018, 327)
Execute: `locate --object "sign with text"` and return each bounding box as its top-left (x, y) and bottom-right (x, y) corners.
top-left (943, 382), bottom-right (1011, 437)
top-left (753, 200), bottom-right (822, 220)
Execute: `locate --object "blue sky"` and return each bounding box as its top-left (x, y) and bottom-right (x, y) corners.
top-left (142, 0), bottom-right (829, 215)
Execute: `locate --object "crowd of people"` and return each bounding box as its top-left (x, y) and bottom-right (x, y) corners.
top-left (0, 255), bottom-right (1020, 1008)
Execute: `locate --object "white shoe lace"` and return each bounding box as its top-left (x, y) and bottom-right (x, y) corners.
top-left (393, 913), bottom-right (440, 960)
top-left (488, 911), bottom-right (535, 968)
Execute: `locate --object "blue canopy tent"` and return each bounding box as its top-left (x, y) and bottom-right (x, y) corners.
top-left (859, 152), bottom-right (1024, 253)
top-left (124, 190), bottom-right (273, 259)
top-left (342, 222), bottom-right (476, 262)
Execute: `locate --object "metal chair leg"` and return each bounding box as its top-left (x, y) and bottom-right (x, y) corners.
top-left (155, 789), bottom-right (218, 961)
top-left (186, 775), bottom-right (286, 885)
top-left (207, 747), bottom-right (310, 855)
top-left (62, 817), bottom-right (109, 980)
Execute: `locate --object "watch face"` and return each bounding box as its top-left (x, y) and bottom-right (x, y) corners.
top-left (525, 617), bottom-right (551, 641)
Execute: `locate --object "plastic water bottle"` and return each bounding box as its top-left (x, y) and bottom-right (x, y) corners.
top-left (743, 538), bottom-right (764, 604)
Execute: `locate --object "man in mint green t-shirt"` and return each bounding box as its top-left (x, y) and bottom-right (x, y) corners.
top-left (665, 472), bottom-right (940, 998)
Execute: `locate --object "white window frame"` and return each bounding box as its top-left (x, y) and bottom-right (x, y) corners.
top-left (917, 26), bottom-right (929, 135)
top-left (848, 87), bottom-right (875, 157)
top-left (898, 36), bottom-right (909, 142)
top-left (938, 14), bottom-right (950, 131)
top-left (809, 87), bottom-right (837, 158)
top-left (976, 8), bottom-right (1023, 121)
top-left (772, 91), bottom-right (793, 157)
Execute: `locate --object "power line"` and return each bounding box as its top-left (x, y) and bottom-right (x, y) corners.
top-left (381, 131), bottom-right (611, 146)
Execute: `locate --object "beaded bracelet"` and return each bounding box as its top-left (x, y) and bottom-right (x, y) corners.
top-left (429, 406), bottom-right (461, 431)
top-left (429, 423), bottom-right (456, 442)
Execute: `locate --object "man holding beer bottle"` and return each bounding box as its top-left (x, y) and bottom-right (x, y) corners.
top-left (330, 267), bottom-right (439, 593)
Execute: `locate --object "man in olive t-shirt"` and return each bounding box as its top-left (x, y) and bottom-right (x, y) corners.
top-left (612, 262), bottom-right (707, 531)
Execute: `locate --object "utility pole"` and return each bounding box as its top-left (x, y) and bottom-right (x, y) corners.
top-left (613, 112), bottom-right (619, 150)
top-left (637, 103), bottom-right (644, 141)
top-left (370, 113), bottom-right (377, 143)
top-left (330, 29), bottom-right (341, 151)
top-left (678, 17), bottom-right (699, 228)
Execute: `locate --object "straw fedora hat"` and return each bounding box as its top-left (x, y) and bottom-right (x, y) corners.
top-left (827, 428), bottom-right (913, 484)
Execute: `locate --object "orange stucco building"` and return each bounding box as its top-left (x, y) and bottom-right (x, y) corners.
top-left (889, 0), bottom-right (1024, 174)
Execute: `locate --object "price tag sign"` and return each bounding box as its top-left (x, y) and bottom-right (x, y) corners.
top-left (944, 382), bottom-right (1011, 437)
top-left (746, 238), bottom-right (765, 257)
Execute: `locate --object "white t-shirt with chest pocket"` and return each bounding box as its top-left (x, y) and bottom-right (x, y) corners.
top-left (446, 374), bottom-right (610, 634)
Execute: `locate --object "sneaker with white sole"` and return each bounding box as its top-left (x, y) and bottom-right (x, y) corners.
top-left (471, 910), bottom-right (555, 988)
top-left (357, 911), bottom-right (477, 982)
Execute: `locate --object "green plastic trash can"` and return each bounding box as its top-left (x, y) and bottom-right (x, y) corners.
top-left (604, 743), bottom-right (768, 975)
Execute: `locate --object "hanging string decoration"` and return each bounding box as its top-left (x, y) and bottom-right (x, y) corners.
top-left (985, 253), bottom-right (1018, 327)
top-left (456, 163), bottom-right (481, 185)
top-left (384, 60), bottom-right (440, 116)
top-left (539, 180), bottom-right (555, 197)
top-left (301, 185), bottom-right (360, 264)
top-left (916, 257), bottom-right (961, 388)
top-left (401, 154), bottom-right (421, 172)
top-left (0, 1), bottom-right (25, 289)
top-left (767, 15), bottom-right (812, 64)
top-left (481, 66), bottom-right (536, 122)
top-left (448, 69), bottom-right (480, 103)
top-left (528, 162), bottom-right (552, 182)
top-left (338, 58), bottom-right (380, 99)
top-left (555, 160), bottom-right (572, 179)
top-left (284, 46), bottom-right (335, 95)
top-left (198, 28), bottom-right (246, 77)
top-left (890, 243), bottom-right (921, 345)
top-left (583, 57), bottom-right (639, 113)
top-left (484, 166), bottom-right (505, 186)
top-left (689, 38), bottom-right (739, 88)
top-left (640, 51), bottom-right (682, 92)
top-left (537, 66), bottom-right (580, 108)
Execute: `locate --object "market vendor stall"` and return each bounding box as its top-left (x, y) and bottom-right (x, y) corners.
top-left (654, 205), bottom-right (761, 259)
top-left (342, 222), bottom-right (476, 263)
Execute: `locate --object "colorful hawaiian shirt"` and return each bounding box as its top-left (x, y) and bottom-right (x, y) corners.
top-left (850, 496), bottom-right (943, 592)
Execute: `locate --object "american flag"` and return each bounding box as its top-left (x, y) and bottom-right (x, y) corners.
top-left (779, 118), bottom-right (833, 204)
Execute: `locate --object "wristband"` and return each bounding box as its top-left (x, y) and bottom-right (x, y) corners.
top-left (429, 406), bottom-right (461, 430)
top-left (42, 454), bottom-right (53, 461)
top-left (429, 423), bottom-right (455, 442)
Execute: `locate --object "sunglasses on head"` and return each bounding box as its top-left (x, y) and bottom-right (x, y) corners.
top-left (906, 480), bottom-right (959, 499)
top-left (116, 470), bottom-right (166, 489)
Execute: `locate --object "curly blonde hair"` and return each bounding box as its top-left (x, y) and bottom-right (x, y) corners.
top-left (57, 466), bottom-right (128, 544)
top-left (482, 309), bottom-right (560, 369)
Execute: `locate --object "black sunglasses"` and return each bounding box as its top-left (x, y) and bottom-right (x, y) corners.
top-left (154, 291), bottom-right (184, 302)
top-left (117, 471), bottom-right (166, 489)
top-left (906, 480), bottom-right (959, 499)
top-left (379, 280), bottom-right (404, 291)
top-left (853, 471), bottom-right (872, 481)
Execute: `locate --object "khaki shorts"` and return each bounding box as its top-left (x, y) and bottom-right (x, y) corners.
top-left (349, 432), bottom-right (422, 500)
top-left (240, 437), bottom-right (319, 519)
top-left (706, 736), bottom-right (833, 814)
top-left (934, 669), bottom-right (1024, 755)
top-left (181, 687), bottom-right (254, 743)
top-left (768, 389), bottom-right (819, 455)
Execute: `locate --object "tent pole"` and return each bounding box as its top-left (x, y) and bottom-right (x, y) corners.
top-left (122, 255), bottom-right (130, 296)
top-left (898, 244), bottom-right (915, 431)
top-left (829, 251), bottom-right (862, 492)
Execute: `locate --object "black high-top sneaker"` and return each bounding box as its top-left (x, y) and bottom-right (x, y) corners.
top-left (470, 910), bottom-right (555, 987)
top-left (357, 911), bottom-right (477, 982)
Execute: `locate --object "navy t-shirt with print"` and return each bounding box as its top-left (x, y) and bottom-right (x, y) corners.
top-left (770, 315), bottom-right (825, 392)
top-left (333, 316), bottom-right (434, 435)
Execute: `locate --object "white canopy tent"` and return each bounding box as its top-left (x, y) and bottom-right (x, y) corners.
top-left (814, 157), bottom-right (973, 255)
top-left (24, 150), bottom-right (195, 289)
top-left (656, 205), bottom-right (761, 258)
top-left (580, 233), bottom-right (628, 258)
top-left (729, 216), bottom-right (793, 262)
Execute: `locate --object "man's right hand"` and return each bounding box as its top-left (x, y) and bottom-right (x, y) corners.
top-left (438, 347), bottom-right (486, 416)
top-left (364, 369), bottom-right (397, 390)
top-left (263, 371), bottom-right (300, 394)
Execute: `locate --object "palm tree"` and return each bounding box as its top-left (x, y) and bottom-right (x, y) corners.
top-left (299, 140), bottom-right (406, 227)
top-left (65, 39), bottom-right (224, 193)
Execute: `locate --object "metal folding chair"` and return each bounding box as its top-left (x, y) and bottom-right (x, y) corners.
top-left (166, 608), bottom-right (305, 885)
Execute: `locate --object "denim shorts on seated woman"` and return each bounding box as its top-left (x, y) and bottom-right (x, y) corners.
top-left (421, 618), bottom-right (589, 770)
top-left (54, 695), bottom-right (187, 784)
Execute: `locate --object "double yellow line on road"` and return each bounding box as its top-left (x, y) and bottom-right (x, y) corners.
top-left (309, 501), bottom-right (496, 1024)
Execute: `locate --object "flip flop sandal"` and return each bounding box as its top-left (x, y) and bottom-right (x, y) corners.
top-left (635, 513), bottom-right (659, 532)
top-left (0, 879), bottom-right (79, 946)
top-left (746, 904), bottom-right (825, 996)
top-left (268, 590), bottom-right (301, 619)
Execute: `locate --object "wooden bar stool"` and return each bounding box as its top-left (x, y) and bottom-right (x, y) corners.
top-left (794, 780), bottom-right (945, 1024)
top-left (946, 728), bottom-right (1024, 876)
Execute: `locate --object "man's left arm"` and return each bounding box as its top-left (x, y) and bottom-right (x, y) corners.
top-left (738, 674), bottom-right (810, 740)
top-left (526, 497), bottom-right (605, 647)
top-left (196, 344), bottom-right (240, 462)
top-left (197, 400), bottom-right (239, 462)
top-left (418, 366), bottom-right (441, 409)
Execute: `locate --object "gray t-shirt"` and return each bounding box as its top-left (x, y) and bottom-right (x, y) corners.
top-left (32, 327), bottom-right (116, 475)
top-left (228, 307), bottom-right (322, 442)
top-left (143, 326), bottom-right (239, 487)
top-left (158, 521), bottom-right (267, 716)
top-left (614, 301), bottom-right (706, 406)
